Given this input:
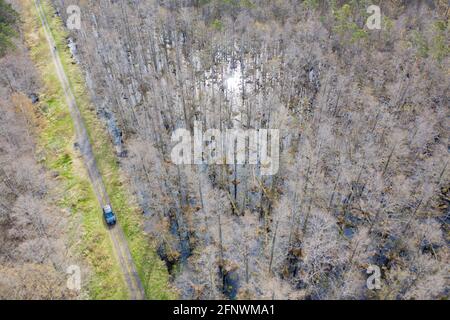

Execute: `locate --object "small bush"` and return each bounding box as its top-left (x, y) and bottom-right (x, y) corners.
top-left (0, 0), bottom-right (19, 56)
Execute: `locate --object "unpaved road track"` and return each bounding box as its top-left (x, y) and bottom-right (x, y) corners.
top-left (34, 0), bottom-right (145, 300)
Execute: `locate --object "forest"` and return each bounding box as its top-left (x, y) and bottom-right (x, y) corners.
top-left (0, 1), bottom-right (76, 297)
top-left (1, 0), bottom-right (449, 300)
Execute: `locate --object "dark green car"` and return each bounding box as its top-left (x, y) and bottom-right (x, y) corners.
top-left (102, 205), bottom-right (117, 226)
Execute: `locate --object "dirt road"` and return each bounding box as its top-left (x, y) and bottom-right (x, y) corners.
top-left (34, 0), bottom-right (145, 300)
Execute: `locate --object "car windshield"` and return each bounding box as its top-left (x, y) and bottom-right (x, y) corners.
top-left (105, 211), bottom-right (114, 218)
